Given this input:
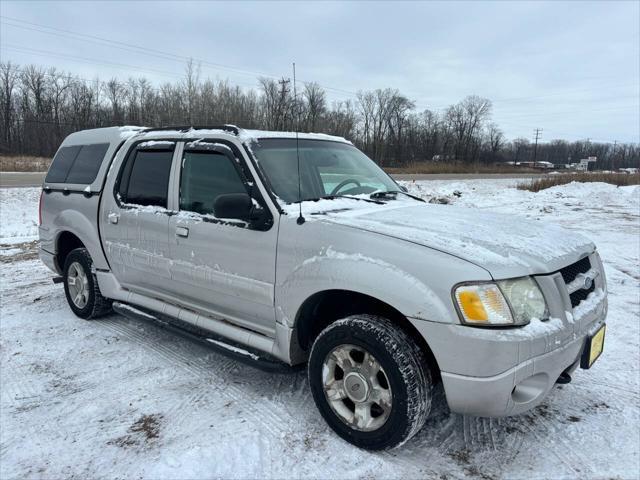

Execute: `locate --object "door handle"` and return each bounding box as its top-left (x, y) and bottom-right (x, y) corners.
top-left (176, 226), bottom-right (189, 238)
top-left (108, 212), bottom-right (119, 224)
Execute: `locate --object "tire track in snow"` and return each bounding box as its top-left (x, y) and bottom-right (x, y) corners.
top-left (97, 316), bottom-right (296, 440)
top-left (98, 318), bottom-right (207, 377)
top-left (1, 362), bottom-right (48, 413)
top-left (586, 379), bottom-right (639, 398)
top-left (519, 404), bottom-right (596, 477)
top-left (519, 421), bottom-right (584, 477)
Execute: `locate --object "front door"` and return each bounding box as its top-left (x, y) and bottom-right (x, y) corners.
top-left (167, 142), bottom-right (279, 337)
top-left (101, 141), bottom-right (176, 296)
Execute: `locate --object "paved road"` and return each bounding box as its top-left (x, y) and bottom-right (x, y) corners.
top-left (0, 172), bottom-right (46, 188)
top-left (0, 171), bottom-right (546, 188)
top-left (391, 172), bottom-right (548, 181)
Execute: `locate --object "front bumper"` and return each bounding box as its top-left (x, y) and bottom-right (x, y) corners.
top-left (409, 252), bottom-right (608, 417)
top-left (440, 320), bottom-right (603, 416)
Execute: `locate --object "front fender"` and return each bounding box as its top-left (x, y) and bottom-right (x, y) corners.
top-left (276, 246), bottom-right (450, 327)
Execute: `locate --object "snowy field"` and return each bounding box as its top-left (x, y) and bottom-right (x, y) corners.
top-left (1, 180), bottom-right (639, 479)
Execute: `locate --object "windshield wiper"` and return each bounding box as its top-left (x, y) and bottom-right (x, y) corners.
top-left (369, 190), bottom-right (400, 199)
top-left (369, 190), bottom-right (425, 202)
top-left (301, 194), bottom-right (385, 204)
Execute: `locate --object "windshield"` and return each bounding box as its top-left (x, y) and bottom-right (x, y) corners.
top-left (249, 138), bottom-right (399, 203)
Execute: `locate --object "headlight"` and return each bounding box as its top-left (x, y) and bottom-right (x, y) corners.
top-left (497, 277), bottom-right (548, 324)
top-left (454, 277), bottom-right (547, 327)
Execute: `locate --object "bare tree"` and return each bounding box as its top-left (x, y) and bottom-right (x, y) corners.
top-left (303, 82), bottom-right (326, 132)
top-left (183, 59), bottom-right (201, 124)
top-left (0, 62), bottom-right (19, 150)
top-left (0, 60), bottom-right (637, 171)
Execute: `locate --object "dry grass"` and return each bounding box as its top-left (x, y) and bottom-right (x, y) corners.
top-left (384, 162), bottom-right (539, 174)
top-left (0, 156), bottom-right (51, 172)
top-left (518, 172), bottom-right (640, 192)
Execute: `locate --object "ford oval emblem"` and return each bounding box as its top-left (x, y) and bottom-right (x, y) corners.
top-left (583, 276), bottom-right (593, 290)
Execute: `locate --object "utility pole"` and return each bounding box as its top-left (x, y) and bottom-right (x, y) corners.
top-left (612, 140), bottom-right (617, 172)
top-left (533, 128), bottom-right (543, 168)
top-left (583, 138), bottom-right (592, 171)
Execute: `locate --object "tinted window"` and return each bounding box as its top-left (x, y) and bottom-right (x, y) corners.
top-left (65, 143), bottom-right (110, 184)
top-left (45, 145), bottom-right (81, 183)
top-left (120, 148), bottom-right (174, 207)
top-left (45, 143), bottom-right (110, 184)
top-left (180, 151), bottom-right (246, 215)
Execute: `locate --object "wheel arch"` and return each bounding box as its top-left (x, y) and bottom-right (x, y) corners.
top-left (55, 230), bottom-right (86, 271)
top-left (291, 289), bottom-right (441, 381)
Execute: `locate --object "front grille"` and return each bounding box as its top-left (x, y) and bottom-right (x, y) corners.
top-left (559, 256), bottom-right (591, 284)
top-left (559, 256), bottom-right (594, 308)
top-left (570, 282), bottom-right (596, 307)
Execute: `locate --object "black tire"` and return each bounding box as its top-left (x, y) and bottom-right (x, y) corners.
top-left (308, 315), bottom-right (432, 450)
top-left (62, 248), bottom-right (112, 319)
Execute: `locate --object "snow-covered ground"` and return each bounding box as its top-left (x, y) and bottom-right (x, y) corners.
top-left (0, 188), bottom-right (40, 244)
top-left (1, 180), bottom-right (639, 479)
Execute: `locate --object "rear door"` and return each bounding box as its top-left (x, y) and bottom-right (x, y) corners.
top-left (100, 141), bottom-right (177, 295)
top-left (166, 141), bottom-right (279, 336)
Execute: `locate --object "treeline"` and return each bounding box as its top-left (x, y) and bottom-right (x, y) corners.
top-left (1, 61), bottom-right (638, 169)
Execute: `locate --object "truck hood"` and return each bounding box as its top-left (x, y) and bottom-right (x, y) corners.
top-left (316, 201), bottom-right (595, 279)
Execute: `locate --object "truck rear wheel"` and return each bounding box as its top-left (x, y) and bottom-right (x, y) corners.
top-left (308, 315), bottom-right (432, 450)
top-left (63, 248), bottom-right (112, 319)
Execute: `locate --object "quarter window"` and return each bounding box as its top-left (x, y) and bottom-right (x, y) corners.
top-left (179, 151), bottom-right (247, 215)
top-left (118, 147), bottom-right (174, 208)
top-left (45, 143), bottom-right (109, 184)
top-left (65, 143), bottom-right (110, 184)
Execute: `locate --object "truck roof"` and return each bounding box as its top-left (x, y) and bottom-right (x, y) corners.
top-left (65, 125), bottom-right (352, 145)
top-left (60, 126), bottom-right (146, 147)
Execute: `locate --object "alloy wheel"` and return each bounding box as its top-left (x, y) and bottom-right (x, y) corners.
top-left (322, 344), bottom-right (393, 432)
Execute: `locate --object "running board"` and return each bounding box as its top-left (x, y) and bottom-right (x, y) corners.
top-left (112, 302), bottom-right (294, 373)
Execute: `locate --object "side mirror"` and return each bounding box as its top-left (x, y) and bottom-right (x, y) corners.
top-left (213, 193), bottom-right (263, 222)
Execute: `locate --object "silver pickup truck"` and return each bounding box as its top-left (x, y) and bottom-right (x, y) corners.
top-left (39, 125), bottom-right (607, 450)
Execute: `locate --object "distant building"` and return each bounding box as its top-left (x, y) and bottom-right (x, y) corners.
top-left (576, 156), bottom-right (597, 171)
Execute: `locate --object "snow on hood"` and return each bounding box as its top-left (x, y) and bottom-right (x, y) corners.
top-left (300, 199), bottom-right (594, 277)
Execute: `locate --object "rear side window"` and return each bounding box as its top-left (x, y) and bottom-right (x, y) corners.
top-left (45, 146), bottom-right (82, 183)
top-left (45, 143), bottom-right (109, 184)
top-left (179, 151), bottom-right (247, 215)
top-left (65, 143), bottom-right (110, 184)
top-left (118, 147), bottom-right (174, 208)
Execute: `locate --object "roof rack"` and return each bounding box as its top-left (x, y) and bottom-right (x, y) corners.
top-left (142, 124), bottom-right (240, 135)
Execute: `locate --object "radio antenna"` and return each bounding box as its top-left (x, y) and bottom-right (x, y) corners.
top-left (293, 62), bottom-right (305, 225)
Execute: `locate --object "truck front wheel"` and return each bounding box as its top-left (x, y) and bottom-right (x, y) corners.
top-left (308, 315), bottom-right (432, 450)
top-left (63, 248), bottom-right (112, 319)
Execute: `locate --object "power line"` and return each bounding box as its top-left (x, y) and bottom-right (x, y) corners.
top-left (7, 15), bottom-right (637, 108)
top-left (1, 44), bottom-right (185, 80)
top-left (533, 128), bottom-right (543, 166)
top-left (0, 16), bottom-right (360, 98)
top-left (0, 17), bottom-right (275, 79)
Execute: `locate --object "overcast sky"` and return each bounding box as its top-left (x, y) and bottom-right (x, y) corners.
top-left (1, 1), bottom-right (638, 143)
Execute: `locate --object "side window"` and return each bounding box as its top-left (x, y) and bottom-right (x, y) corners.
top-left (65, 143), bottom-right (110, 184)
top-left (45, 145), bottom-right (82, 183)
top-left (179, 151), bottom-right (247, 215)
top-left (45, 143), bottom-right (109, 184)
top-left (118, 147), bottom-right (174, 208)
